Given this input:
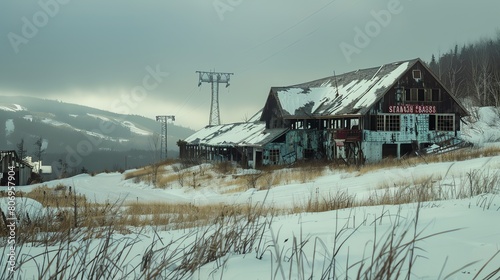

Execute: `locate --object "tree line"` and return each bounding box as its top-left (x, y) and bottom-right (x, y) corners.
top-left (428, 31), bottom-right (500, 107)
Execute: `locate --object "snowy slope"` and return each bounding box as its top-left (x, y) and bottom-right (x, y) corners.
top-left (9, 154), bottom-right (500, 279)
top-left (21, 155), bottom-right (499, 207)
top-left (462, 106), bottom-right (500, 146)
top-left (3, 106), bottom-right (500, 279)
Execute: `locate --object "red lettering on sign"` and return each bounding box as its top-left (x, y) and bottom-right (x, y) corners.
top-left (387, 105), bottom-right (436, 114)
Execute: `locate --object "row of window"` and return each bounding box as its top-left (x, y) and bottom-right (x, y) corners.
top-left (401, 88), bottom-right (441, 102)
top-left (375, 114), bottom-right (454, 131)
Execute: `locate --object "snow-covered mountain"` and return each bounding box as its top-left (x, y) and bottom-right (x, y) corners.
top-left (0, 95), bottom-right (195, 173)
top-left (0, 96), bottom-right (195, 152)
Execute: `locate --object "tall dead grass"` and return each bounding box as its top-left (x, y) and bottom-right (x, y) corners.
top-left (296, 168), bottom-right (499, 214)
top-left (1, 168), bottom-right (499, 279)
top-left (354, 146), bottom-right (500, 176)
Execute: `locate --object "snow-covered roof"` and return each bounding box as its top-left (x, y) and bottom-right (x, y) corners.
top-left (0, 150), bottom-right (33, 168)
top-left (184, 122), bottom-right (287, 147)
top-left (272, 58), bottom-right (418, 117)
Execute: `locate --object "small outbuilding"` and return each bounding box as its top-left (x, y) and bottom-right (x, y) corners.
top-left (0, 150), bottom-right (33, 186)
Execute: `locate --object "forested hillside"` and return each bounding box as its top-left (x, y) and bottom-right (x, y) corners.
top-left (428, 32), bottom-right (500, 107)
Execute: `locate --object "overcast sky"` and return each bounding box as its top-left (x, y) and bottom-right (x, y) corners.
top-left (1, 0), bottom-right (499, 130)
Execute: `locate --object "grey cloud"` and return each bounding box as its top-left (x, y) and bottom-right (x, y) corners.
top-left (1, 0), bottom-right (499, 129)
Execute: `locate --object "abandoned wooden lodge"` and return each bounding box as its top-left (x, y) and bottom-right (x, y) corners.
top-left (178, 58), bottom-right (469, 168)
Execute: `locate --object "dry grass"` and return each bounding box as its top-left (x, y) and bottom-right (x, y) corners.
top-left (220, 182), bottom-right (249, 194)
top-left (376, 175), bottom-right (442, 190)
top-left (0, 194), bottom-right (279, 280)
top-left (213, 161), bottom-right (236, 175)
top-left (123, 201), bottom-right (284, 229)
top-left (21, 184), bottom-right (87, 207)
top-left (123, 159), bottom-right (177, 182)
top-left (6, 146), bottom-right (496, 240)
top-left (123, 166), bottom-right (153, 180)
top-left (124, 146), bottom-right (500, 193)
top-left (155, 173), bottom-right (178, 188)
top-left (292, 167), bottom-right (499, 214)
top-left (1, 163), bottom-right (499, 279)
top-left (355, 146), bottom-right (500, 176)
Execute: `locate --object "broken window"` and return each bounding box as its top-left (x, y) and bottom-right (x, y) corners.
top-left (410, 88), bottom-right (418, 101)
top-left (269, 149), bottom-right (280, 164)
top-left (429, 115), bottom-right (436, 130)
top-left (405, 88), bottom-right (437, 102)
top-left (437, 115), bottom-right (454, 131)
top-left (405, 88), bottom-right (411, 101)
top-left (400, 143), bottom-right (413, 157)
top-left (425, 89), bottom-right (433, 101)
top-left (386, 115), bottom-right (400, 131)
top-left (376, 115), bottom-right (385, 131)
top-left (382, 144), bottom-right (398, 158)
top-left (304, 149), bottom-right (314, 159)
top-left (376, 115), bottom-right (400, 131)
top-left (418, 89), bottom-right (425, 101)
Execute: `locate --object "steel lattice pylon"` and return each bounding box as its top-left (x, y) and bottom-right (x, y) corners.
top-left (196, 71), bottom-right (233, 126)
top-left (155, 115), bottom-right (175, 159)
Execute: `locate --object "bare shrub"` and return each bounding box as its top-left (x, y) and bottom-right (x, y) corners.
top-left (172, 165), bottom-right (186, 187)
top-left (213, 161), bottom-right (235, 175)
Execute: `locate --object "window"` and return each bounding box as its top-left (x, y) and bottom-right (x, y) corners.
top-left (412, 70), bottom-right (422, 79)
top-left (269, 149), bottom-right (280, 164)
top-left (405, 88), bottom-right (420, 102)
top-left (411, 88), bottom-right (418, 101)
top-left (437, 115), bottom-right (454, 131)
top-left (405, 88), bottom-right (439, 102)
top-left (376, 115), bottom-right (385, 131)
top-left (375, 115), bottom-right (400, 131)
top-left (386, 115), bottom-right (400, 131)
top-left (429, 115), bottom-right (436, 130)
top-left (418, 89), bottom-right (425, 101)
top-left (405, 88), bottom-right (411, 101)
top-left (425, 89), bottom-right (433, 101)
top-left (304, 149), bottom-right (314, 159)
top-left (431, 89), bottom-right (441, 101)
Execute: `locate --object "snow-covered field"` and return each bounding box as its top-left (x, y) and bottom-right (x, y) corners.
top-left (2, 152), bottom-right (498, 279)
top-left (1, 107), bottom-right (499, 279)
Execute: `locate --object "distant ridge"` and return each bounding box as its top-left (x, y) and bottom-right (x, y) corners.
top-left (0, 95), bottom-right (195, 174)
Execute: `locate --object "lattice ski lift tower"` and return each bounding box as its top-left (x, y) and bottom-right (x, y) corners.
top-left (155, 115), bottom-right (175, 159)
top-left (196, 71), bottom-right (233, 126)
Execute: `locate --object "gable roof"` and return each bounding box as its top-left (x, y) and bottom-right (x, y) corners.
top-left (184, 122), bottom-right (288, 147)
top-left (270, 58), bottom-right (420, 118)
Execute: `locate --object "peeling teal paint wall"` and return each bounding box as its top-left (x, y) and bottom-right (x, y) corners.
top-left (261, 114), bottom-right (462, 165)
top-left (263, 130), bottom-right (329, 165)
